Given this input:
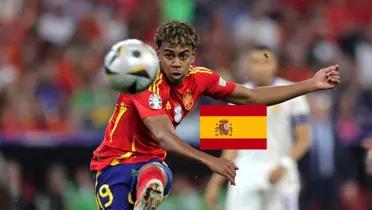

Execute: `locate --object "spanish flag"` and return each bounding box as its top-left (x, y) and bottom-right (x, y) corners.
top-left (200, 105), bottom-right (267, 150)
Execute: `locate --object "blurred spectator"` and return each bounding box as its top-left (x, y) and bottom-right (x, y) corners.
top-left (335, 90), bottom-right (363, 146)
top-left (64, 0), bottom-right (92, 21)
top-left (233, 0), bottom-right (279, 51)
top-left (363, 140), bottom-right (372, 175)
top-left (340, 180), bottom-right (368, 210)
top-left (161, 0), bottom-right (195, 23)
top-left (35, 164), bottom-right (70, 210)
top-left (35, 58), bottom-right (67, 131)
top-left (67, 167), bottom-right (96, 210)
top-left (96, 6), bottom-right (128, 46)
top-left (306, 5), bottom-right (341, 69)
top-left (359, 90), bottom-right (372, 138)
top-left (8, 160), bottom-right (24, 209)
top-left (300, 93), bottom-right (338, 210)
top-left (0, 153), bottom-right (7, 186)
top-left (355, 22), bottom-right (372, 89)
top-left (7, 160), bottom-right (37, 210)
top-left (0, 178), bottom-right (11, 210)
top-left (367, 149), bottom-right (372, 174)
top-left (38, 4), bottom-right (76, 46)
top-left (362, 139), bottom-right (372, 208)
top-left (159, 176), bottom-right (204, 210)
top-left (0, 0), bottom-right (23, 23)
top-left (279, 26), bottom-right (314, 82)
top-left (0, 153), bottom-right (12, 210)
top-left (197, 9), bottom-right (234, 78)
top-left (324, 0), bottom-right (357, 41)
top-left (126, 0), bottom-right (160, 43)
top-left (76, 7), bottom-right (102, 43)
top-left (0, 53), bottom-right (17, 91)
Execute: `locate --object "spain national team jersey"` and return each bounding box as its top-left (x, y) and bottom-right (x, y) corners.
top-left (90, 66), bottom-right (236, 171)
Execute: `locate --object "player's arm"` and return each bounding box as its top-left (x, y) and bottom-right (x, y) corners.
top-left (143, 115), bottom-right (239, 184)
top-left (204, 150), bottom-right (238, 210)
top-left (289, 122), bottom-right (311, 161)
top-left (225, 65), bottom-right (340, 105)
top-left (288, 96), bottom-right (312, 161)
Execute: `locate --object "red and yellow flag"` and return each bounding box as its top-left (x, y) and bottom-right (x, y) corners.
top-left (200, 105), bottom-right (267, 150)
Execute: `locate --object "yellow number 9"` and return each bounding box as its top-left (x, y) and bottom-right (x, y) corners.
top-left (97, 184), bottom-right (114, 209)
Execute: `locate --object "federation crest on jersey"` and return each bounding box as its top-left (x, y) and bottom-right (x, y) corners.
top-left (214, 119), bottom-right (233, 136)
top-left (149, 93), bottom-right (162, 109)
top-left (182, 91), bottom-right (193, 110)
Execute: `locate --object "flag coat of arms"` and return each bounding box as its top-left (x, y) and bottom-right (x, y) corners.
top-left (200, 105), bottom-right (267, 150)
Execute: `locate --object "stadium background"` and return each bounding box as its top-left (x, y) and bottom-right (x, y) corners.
top-left (0, 0), bottom-right (371, 209)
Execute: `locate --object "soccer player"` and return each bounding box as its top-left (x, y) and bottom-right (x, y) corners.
top-left (90, 21), bottom-right (340, 210)
top-left (204, 47), bottom-right (311, 210)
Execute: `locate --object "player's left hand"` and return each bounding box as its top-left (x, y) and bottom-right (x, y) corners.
top-left (268, 165), bottom-right (286, 184)
top-left (312, 64), bottom-right (340, 90)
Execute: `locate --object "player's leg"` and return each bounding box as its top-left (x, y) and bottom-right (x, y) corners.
top-left (134, 161), bottom-right (172, 210)
top-left (225, 186), bottom-right (264, 210)
top-left (263, 189), bottom-right (299, 210)
top-left (94, 169), bottom-right (134, 210)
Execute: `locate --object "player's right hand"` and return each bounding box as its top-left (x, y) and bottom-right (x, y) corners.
top-left (268, 165), bottom-right (286, 184)
top-left (206, 157), bottom-right (238, 185)
top-left (311, 64), bottom-right (340, 90)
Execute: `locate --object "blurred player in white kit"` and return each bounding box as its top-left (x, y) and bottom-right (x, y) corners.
top-left (205, 46), bottom-right (311, 210)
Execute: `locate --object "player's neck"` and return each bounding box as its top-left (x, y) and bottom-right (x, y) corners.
top-left (254, 77), bottom-right (276, 87)
top-left (165, 75), bottom-right (185, 87)
top-left (171, 79), bottom-right (184, 87)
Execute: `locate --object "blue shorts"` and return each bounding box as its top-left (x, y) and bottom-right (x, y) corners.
top-left (93, 159), bottom-right (173, 210)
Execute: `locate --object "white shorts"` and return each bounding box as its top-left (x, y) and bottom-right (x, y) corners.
top-left (225, 185), bottom-right (299, 210)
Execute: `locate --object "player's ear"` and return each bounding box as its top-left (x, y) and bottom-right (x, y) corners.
top-left (190, 49), bottom-right (196, 63)
top-left (190, 56), bottom-right (195, 64)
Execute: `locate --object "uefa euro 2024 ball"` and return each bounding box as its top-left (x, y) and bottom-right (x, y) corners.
top-left (104, 39), bottom-right (160, 93)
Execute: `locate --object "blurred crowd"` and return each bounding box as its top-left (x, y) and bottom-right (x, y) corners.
top-left (0, 157), bottom-right (214, 210)
top-left (0, 0), bottom-right (371, 209)
top-left (0, 156), bottom-right (99, 210)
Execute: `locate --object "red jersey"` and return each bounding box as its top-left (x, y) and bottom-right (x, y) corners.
top-left (90, 66), bottom-right (236, 171)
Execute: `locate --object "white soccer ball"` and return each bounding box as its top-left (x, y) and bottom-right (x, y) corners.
top-left (104, 39), bottom-right (160, 93)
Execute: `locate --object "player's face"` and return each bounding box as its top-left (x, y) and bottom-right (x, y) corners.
top-left (158, 42), bottom-right (195, 85)
top-left (248, 50), bottom-right (277, 86)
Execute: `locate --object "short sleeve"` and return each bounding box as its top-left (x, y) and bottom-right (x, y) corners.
top-left (131, 90), bottom-right (166, 120)
top-left (290, 95), bottom-right (310, 125)
top-left (197, 69), bottom-right (236, 99)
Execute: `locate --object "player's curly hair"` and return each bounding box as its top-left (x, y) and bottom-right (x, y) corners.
top-left (155, 21), bottom-right (199, 51)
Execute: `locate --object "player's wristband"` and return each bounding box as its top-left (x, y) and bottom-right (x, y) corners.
top-left (280, 156), bottom-right (295, 170)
